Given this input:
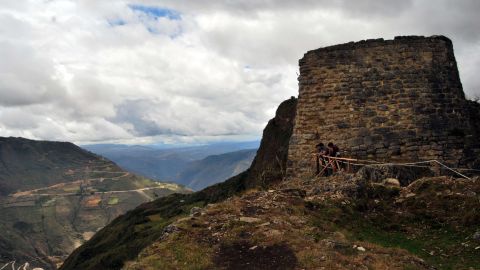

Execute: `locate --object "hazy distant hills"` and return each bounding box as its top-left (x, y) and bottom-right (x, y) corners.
top-left (0, 137), bottom-right (188, 269)
top-left (82, 141), bottom-right (259, 190)
top-left (176, 149), bottom-right (257, 190)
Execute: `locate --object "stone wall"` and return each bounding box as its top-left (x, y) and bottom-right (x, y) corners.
top-left (287, 36), bottom-right (480, 178)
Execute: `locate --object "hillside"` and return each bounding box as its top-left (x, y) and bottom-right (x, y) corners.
top-left (82, 141), bottom-right (259, 183)
top-left (175, 149), bottom-right (257, 190)
top-left (122, 171), bottom-right (480, 270)
top-left (60, 97), bottom-right (297, 270)
top-left (0, 137), bottom-right (103, 195)
top-left (0, 137), bottom-right (189, 270)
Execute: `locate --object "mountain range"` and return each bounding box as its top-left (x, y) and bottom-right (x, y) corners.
top-left (82, 141), bottom-right (259, 190)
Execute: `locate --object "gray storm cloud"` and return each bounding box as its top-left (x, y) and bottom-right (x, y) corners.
top-left (0, 0), bottom-right (479, 144)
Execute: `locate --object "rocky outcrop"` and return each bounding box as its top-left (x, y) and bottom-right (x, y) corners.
top-left (246, 96), bottom-right (297, 188)
top-left (287, 36), bottom-right (480, 179)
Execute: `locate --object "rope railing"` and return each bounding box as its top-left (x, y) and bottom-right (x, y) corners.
top-left (304, 154), bottom-right (474, 180)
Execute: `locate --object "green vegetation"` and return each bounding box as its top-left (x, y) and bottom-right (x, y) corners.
top-left (135, 235), bottom-right (213, 270)
top-left (108, 197), bottom-right (119, 205)
top-left (351, 223), bottom-right (479, 270)
top-left (307, 188), bottom-right (480, 270)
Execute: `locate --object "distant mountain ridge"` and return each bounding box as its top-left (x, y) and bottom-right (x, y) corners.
top-left (175, 149), bottom-right (257, 190)
top-left (82, 141), bottom-right (259, 189)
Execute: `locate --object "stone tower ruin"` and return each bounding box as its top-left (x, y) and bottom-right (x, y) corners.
top-left (286, 36), bottom-right (480, 178)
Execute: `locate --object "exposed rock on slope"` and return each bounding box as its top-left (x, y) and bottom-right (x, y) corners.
top-left (246, 96), bottom-right (297, 188)
top-left (60, 97), bottom-right (298, 270)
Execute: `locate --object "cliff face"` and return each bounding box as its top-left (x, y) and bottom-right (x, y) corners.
top-left (246, 96), bottom-right (297, 188)
top-left (287, 36), bottom-right (480, 178)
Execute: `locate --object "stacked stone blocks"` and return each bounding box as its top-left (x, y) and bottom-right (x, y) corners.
top-left (287, 36), bottom-right (480, 178)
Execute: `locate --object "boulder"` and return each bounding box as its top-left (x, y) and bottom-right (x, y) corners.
top-left (190, 207), bottom-right (203, 217)
top-left (384, 178), bottom-right (401, 187)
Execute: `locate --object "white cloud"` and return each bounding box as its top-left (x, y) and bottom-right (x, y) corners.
top-left (0, 0), bottom-right (479, 144)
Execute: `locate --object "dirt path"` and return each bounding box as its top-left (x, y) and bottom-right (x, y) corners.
top-left (10, 171), bottom-right (130, 198)
top-left (6, 186), bottom-right (162, 198)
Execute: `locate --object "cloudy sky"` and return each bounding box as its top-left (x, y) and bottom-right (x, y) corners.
top-left (0, 0), bottom-right (479, 145)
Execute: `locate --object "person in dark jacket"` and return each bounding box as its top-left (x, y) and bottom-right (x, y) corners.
top-left (327, 142), bottom-right (341, 172)
top-left (316, 143), bottom-right (328, 155)
top-left (327, 142), bottom-right (340, 157)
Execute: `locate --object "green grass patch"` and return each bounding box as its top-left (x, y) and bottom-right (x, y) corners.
top-left (349, 222), bottom-right (480, 270)
top-left (107, 197), bottom-right (119, 205)
top-left (63, 186), bottom-right (80, 193)
top-left (140, 235), bottom-right (213, 270)
top-left (307, 200), bottom-right (480, 270)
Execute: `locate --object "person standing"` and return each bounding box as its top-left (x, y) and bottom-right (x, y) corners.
top-left (327, 142), bottom-right (341, 171)
top-left (327, 142), bottom-right (340, 157)
top-left (315, 143), bottom-right (328, 175)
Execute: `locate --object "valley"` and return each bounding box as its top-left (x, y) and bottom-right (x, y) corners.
top-left (0, 137), bottom-right (189, 270)
top-left (83, 142), bottom-right (258, 190)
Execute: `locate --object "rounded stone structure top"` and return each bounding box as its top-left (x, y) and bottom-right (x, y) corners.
top-left (303, 35), bottom-right (453, 56)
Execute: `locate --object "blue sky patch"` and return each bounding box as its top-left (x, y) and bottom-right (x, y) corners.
top-left (108, 18), bottom-right (126, 27)
top-left (128, 4), bottom-right (181, 20)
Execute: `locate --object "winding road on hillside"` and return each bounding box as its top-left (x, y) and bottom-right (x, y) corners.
top-left (1, 167), bottom-right (179, 207)
top-left (14, 186), bottom-right (165, 197)
top-left (10, 170), bottom-right (130, 198)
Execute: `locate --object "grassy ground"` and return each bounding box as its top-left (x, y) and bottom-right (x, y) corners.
top-left (308, 179), bottom-right (480, 270)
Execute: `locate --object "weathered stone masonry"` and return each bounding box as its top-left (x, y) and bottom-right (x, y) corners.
top-left (287, 36), bottom-right (480, 178)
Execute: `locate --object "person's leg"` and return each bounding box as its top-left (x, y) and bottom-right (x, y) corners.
top-left (321, 156), bottom-right (328, 176)
top-left (326, 157), bottom-right (332, 176)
